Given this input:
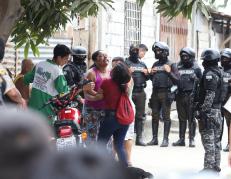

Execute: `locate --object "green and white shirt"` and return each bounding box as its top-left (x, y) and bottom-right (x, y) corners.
top-left (24, 59), bottom-right (68, 124)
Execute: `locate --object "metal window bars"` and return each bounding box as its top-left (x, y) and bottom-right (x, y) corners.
top-left (124, 1), bottom-right (142, 56)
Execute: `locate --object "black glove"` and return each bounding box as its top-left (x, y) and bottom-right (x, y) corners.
top-left (148, 98), bottom-right (152, 109)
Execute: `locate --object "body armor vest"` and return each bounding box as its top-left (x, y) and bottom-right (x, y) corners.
top-left (223, 68), bottom-right (231, 103)
top-left (152, 60), bottom-right (173, 88)
top-left (63, 62), bottom-right (87, 86)
top-left (199, 67), bottom-right (225, 108)
top-left (178, 64), bottom-right (197, 92)
top-left (125, 59), bottom-right (147, 88)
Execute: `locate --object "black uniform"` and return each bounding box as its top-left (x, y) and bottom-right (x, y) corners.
top-left (125, 45), bottom-right (149, 146)
top-left (173, 47), bottom-right (202, 147)
top-left (63, 46), bottom-right (87, 111)
top-left (147, 42), bottom-right (179, 147)
top-left (197, 48), bottom-right (225, 172)
top-left (220, 48), bottom-right (231, 152)
top-left (63, 61), bottom-right (87, 87)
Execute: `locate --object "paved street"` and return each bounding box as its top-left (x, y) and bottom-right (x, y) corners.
top-left (131, 112), bottom-right (230, 178)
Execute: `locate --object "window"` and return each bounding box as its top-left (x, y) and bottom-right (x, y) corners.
top-left (124, 1), bottom-right (142, 56)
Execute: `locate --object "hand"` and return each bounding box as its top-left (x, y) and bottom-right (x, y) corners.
top-left (142, 69), bottom-right (149, 75)
top-left (83, 82), bottom-right (95, 91)
top-left (151, 67), bottom-right (157, 74)
top-left (78, 97), bottom-right (85, 104)
top-left (20, 98), bottom-right (27, 109)
top-left (229, 152), bottom-right (231, 167)
top-left (95, 93), bottom-right (103, 100)
top-left (163, 64), bottom-right (171, 73)
top-left (129, 67), bottom-right (135, 73)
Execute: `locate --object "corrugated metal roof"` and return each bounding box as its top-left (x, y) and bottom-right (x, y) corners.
top-left (3, 38), bottom-right (72, 78)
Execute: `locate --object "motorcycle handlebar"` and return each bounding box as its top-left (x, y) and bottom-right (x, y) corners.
top-left (39, 80), bottom-right (92, 110)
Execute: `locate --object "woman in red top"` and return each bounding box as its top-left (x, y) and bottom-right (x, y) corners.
top-left (98, 63), bottom-right (132, 166)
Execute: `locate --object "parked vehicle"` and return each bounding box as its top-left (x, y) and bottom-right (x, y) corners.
top-left (41, 85), bottom-right (88, 150)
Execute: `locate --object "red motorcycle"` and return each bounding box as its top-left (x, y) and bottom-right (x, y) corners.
top-left (41, 85), bottom-right (88, 150)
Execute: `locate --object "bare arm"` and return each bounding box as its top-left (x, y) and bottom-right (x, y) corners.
top-left (6, 88), bottom-right (27, 108)
top-left (84, 70), bottom-right (97, 95)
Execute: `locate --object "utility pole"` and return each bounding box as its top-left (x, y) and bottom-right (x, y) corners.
top-left (88, 16), bottom-right (98, 67)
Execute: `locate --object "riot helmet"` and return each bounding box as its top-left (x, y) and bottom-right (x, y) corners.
top-left (220, 48), bottom-right (231, 70)
top-left (0, 38), bottom-right (5, 62)
top-left (180, 47), bottom-right (195, 68)
top-left (201, 48), bottom-right (220, 68)
top-left (152, 41), bottom-right (169, 60)
top-left (129, 44), bottom-right (139, 63)
top-left (72, 46), bottom-right (87, 63)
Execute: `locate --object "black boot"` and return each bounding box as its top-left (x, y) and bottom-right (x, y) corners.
top-left (189, 120), bottom-right (196, 147)
top-left (147, 121), bottom-right (159, 145)
top-left (223, 144), bottom-right (229, 152)
top-left (172, 121), bottom-right (186, 146)
top-left (160, 121), bottom-right (171, 147)
top-left (135, 120), bottom-right (146, 146)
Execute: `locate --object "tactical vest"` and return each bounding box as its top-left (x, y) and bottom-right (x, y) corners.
top-left (152, 60), bottom-right (173, 88)
top-left (125, 59), bottom-right (147, 88)
top-left (223, 68), bottom-right (231, 103)
top-left (178, 64), bottom-right (197, 92)
top-left (199, 67), bottom-right (226, 108)
top-left (63, 62), bottom-right (87, 86)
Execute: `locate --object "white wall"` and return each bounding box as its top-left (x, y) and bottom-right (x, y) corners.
top-left (98, 0), bottom-right (158, 68)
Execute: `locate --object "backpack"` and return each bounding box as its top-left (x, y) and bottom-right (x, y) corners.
top-left (116, 92), bottom-right (134, 125)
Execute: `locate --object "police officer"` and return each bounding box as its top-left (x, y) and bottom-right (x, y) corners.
top-left (220, 48), bottom-right (231, 152)
top-left (147, 42), bottom-right (179, 147)
top-left (63, 46), bottom-right (87, 87)
top-left (125, 45), bottom-right (149, 146)
top-left (172, 47), bottom-right (202, 147)
top-left (197, 48), bottom-right (224, 172)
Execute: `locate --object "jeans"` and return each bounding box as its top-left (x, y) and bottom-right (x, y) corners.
top-left (98, 111), bottom-right (129, 166)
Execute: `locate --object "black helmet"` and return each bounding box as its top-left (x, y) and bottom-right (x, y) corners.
top-left (72, 46), bottom-right (87, 62)
top-left (200, 48), bottom-right (220, 62)
top-left (72, 46), bottom-right (87, 56)
top-left (180, 47), bottom-right (195, 58)
top-left (152, 42), bottom-right (169, 53)
top-left (129, 44), bottom-right (139, 56)
top-left (220, 48), bottom-right (231, 59)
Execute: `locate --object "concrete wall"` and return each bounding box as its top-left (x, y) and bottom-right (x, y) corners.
top-left (97, 0), bottom-right (158, 68)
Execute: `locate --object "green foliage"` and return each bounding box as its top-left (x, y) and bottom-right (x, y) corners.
top-left (136, 0), bottom-right (225, 20)
top-left (11, 0), bottom-right (114, 58)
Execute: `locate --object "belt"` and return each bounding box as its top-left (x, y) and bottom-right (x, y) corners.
top-left (133, 86), bottom-right (144, 92)
top-left (178, 90), bottom-right (192, 95)
top-left (212, 104), bottom-right (222, 109)
top-left (105, 110), bottom-right (116, 115)
top-left (153, 88), bottom-right (170, 92)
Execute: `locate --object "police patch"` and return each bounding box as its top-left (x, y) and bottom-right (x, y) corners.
top-left (205, 75), bottom-right (213, 80)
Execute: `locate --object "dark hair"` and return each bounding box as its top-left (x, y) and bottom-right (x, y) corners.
top-left (53, 44), bottom-right (71, 58)
top-left (0, 107), bottom-right (52, 179)
top-left (139, 44), bottom-right (148, 51)
top-left (111, 63), bottom-right (131, 93)
top-left (112, 57), bottom-right (124, 63)
top-left (92, 50), bottom-right (103, 62)
top-left (0, 38), bottom-right (5, 61)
